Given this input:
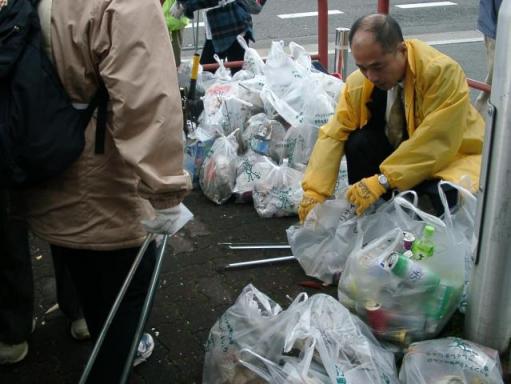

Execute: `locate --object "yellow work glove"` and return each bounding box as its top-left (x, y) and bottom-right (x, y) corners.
top-left (346, 175), bottom-right (386, 216)
top-left (298, 196), bottom-right (320, 223)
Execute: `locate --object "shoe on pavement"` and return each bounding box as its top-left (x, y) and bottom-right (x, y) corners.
top-left (133, 333), bottom-right (154, 367)
top-left (0, 341), bottom-right (28, 365)
top-left (70, 318), bottom-right (91, 341)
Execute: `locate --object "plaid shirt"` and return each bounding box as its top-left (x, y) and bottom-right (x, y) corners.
top-left (180, 0), bottom-right (253, 53)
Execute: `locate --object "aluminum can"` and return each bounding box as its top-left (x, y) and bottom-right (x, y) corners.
top-left (365, 300), bottom-right (388, 333)
top-left (388, 253), bottom-right (440, 289)
top-left (381, 329), bottom-right (411, 345)
top-left (403, 231), bottom-right (415, 250)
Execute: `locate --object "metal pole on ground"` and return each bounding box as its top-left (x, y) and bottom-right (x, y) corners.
top-left (465, 0), bottom-right (511, 353)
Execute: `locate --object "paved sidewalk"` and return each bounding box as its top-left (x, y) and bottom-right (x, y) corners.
top-left (0, 191), bottom-right (509, 383)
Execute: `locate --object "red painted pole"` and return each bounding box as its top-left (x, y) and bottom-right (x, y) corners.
top-left (317, 0), bottom-right (329, 71)
top-left (377, 0), bottom-right (390, 14)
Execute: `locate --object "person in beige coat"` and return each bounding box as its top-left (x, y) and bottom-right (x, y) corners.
top-left (17, 0), bottom-right (191, 381)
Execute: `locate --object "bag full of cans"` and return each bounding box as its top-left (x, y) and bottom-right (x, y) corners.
top-left (399, 337), bottom-right (504, 383)
top-left (338, 193), bottom-right (466, 345)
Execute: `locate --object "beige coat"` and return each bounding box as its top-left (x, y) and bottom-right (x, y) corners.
top-left (21, 0), bottom-right (191, 250)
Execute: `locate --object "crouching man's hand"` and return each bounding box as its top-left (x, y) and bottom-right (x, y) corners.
top-left (346, 174), bottom-right (387, 215)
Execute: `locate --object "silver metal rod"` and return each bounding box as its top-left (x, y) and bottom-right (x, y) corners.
top-left (79, 234), bottom-right (154, 384)
top-left (333, 27), bottom-right (350, 80)
top-left (120, 234), bottom-right (168, 384)
top-left (224, 256), bottom-right (296, 270)
top-left (219, 242), bottom-right (290, 250)
top-left (465, 0), bottom-right (511, 353)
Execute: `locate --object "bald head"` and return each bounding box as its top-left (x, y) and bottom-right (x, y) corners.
top-left (349, 14), bottom-right (404, 53)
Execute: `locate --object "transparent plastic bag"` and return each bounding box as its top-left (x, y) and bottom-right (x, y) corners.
top-left (286, 196), bottom-right (357, 284)
top-left (239, 294), bottom-right (400, 384)
top-left (437, 181), bottom-right (478, 313)
top-left (252, 159), bottom-right (304, 218)
top-left (202, 284), bottom-right (287, 384)
top-left (399, 337), bottom-right (504, 384)
top-left (338, 192), bottom-right (466, 345)
top-left (199, 131), bottom-right (239, 204)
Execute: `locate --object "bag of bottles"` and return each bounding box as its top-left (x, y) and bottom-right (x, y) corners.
top-left (252, 159), bottom-right (304, 218)
top-left (399, 337), bottom-right (504, 384)
top-left (338, 192), bottom-right (466, 345)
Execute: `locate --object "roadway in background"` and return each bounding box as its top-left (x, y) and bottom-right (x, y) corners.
top-left (182, 0), bottom-right (487, 99)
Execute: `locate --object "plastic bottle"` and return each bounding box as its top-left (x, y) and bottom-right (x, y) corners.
top-left (412, 224), bottom-right (435, 260)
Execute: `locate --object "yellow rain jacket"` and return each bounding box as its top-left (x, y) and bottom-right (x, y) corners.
top-left (302, 39), bottom-right (484, 203)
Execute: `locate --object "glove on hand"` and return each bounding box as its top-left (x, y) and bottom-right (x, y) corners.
top-left (345, 175), bottom-right (386, 216)
top-left (298, 196), bottom-right (321, 223)
top-left (141, 203), bottom-right (193, 235)
top-left (169, 1), bottom-right (185, 18)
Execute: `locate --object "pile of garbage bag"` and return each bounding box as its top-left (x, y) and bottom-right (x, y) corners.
top-left (180, 37), bottom-right (344, 217)
top-left (203, 284), bottom-right (400, 384)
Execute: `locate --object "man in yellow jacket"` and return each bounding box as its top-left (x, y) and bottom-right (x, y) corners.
top-left (299, 14), bottom-right (484, 220)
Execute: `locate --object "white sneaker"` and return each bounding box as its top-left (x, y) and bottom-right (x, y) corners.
top-left (0, 341), bottom-right (28, 365)
top-left (133, 333), bottom-right (154, 367)
top-left (70, 318), bottom-right (91, 341)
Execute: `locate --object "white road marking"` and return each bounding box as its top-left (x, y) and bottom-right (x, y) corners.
top-left (185, 22), bottom-right (205, 29)
top-left (396, 1), bottom-right (457, 9)
top-left (278, 10), bottom-right (343, 19)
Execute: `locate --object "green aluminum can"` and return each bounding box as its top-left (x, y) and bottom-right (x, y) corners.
top-left (388, 253), bottom-right (440, 290)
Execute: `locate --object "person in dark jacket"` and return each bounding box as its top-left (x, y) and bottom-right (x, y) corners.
top-left (171, 0), bottom-right (255, 69)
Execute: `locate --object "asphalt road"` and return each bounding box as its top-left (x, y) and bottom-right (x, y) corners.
top-left (182, 0), bottom-right (487, 96)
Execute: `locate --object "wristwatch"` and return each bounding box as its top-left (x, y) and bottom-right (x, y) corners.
top-left (378, 174), bottom-right (390, 191)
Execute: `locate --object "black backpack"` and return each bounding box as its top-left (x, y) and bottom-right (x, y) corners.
top-left (0, 0), bottom-right (107, 188)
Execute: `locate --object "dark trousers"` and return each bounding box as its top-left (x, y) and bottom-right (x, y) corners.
top-left (344, 88), bottom-right (457, 215)
top-left (0, 190), bottom-right (33, 345)
top-left (50, 242), bottom-right (157, 383)
top-left (200, 37), bottom-right (248, 74)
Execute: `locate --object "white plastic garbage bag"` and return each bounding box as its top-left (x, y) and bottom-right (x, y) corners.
top-left (202, 284), bottom-right (286, 384)
top-left (399, 337), bottom-right (504, 384)
top-left (239, 294), bottom-right (400, 384)
top-left (252, 159), bottom-right (304, 218)
top-left (199, 131), bottom-right (239, 204)
top-left (233, 152), bottom-right (275, 203)
top-left (286, 196), bottom-right (357, 284)
top-left (203, 285), bottom-right (400, 384)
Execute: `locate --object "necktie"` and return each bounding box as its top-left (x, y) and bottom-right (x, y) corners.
top-left (386, 87), bottom-right (407, 148)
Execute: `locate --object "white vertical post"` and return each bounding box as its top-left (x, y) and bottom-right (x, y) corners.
top-left (465, 0), bottom-right (511, 353)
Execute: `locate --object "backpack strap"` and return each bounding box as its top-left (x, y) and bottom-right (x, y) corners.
top-left (93, 84), bottom-right (108, 154)
top-left (37, 0), bottom-right (109, 154)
